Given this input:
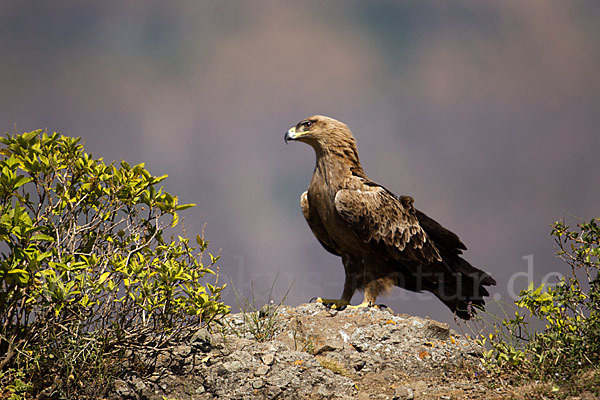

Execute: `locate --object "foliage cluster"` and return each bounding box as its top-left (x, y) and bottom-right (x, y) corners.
top-left (0, 130), bottom-right (229, 399)
top-left (479, 218), bottom-right (599, 394)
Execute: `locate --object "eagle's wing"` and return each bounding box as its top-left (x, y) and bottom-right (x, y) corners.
top-left (416, 210), bottom-right (467, 256)
top-left (301, 191), bottom-right (340, 256)
top-left (334, 184), bottom-right (441, 263)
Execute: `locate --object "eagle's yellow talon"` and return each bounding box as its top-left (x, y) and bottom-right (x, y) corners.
top-left (345, 301), bottom-right (392, 312)
top-left (312, 298), bottom-right (390, 311)
top-left (346, 301), bottom-right (372, 309)
top-left (313, 297), bottom-right (350, 309)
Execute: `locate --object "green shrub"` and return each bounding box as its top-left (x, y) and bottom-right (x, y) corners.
top-left (479, 218), bottom-right (599, 390)
top-left (0, 130), bottom-right (229, 399)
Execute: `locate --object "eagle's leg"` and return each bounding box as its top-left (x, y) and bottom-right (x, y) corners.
top-left (312, 269), bottom-right (356, 309)
top-left (346, 278), bottom-right (392, 311)
top-left (345, 291), bottom-right (376, 310)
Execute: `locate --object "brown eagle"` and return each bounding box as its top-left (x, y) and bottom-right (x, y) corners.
top-left (284, 115), bottom-right (496, 319)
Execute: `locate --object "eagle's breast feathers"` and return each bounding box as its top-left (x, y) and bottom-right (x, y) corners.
top-left (301, 191), bottom-right (340, 256)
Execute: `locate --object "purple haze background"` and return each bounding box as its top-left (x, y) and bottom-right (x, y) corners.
top-left (1, 1), bottom-right (599, 323)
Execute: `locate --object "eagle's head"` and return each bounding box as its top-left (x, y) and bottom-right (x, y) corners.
top-left (284, 115), bottom-right (355, 148)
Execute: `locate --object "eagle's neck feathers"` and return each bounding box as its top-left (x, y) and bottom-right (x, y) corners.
top-left (310, 140), bottom-right (366, 196)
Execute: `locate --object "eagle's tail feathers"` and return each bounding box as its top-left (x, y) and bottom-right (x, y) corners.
top-left (430, 257), bottom-right (496, 320)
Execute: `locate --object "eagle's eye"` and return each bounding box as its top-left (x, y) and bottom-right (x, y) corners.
top-left (302, 120), bottom-right (312, 130)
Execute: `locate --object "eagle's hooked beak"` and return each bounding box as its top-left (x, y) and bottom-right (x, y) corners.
top-left (284, 126), bottom-right (297, 144)
top-left (285, 125), bottom-right (311, 144)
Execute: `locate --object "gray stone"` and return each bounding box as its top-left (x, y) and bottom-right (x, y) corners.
top-left (191, 328), bottom-right (212, 352)
top-left (353, 359), bottom-right (366, 371)
top-left (156, 352), bottom-right (171, 367)
top-left (173, 344), bottom-right (192, 358)
top-left (191, 328), bottom-right (210, 343)
top-left (251, 378), bottom-right (265, 389)
top-left (113, 379), bottom-right (133, 398)
top-left (315, 339), bottom-right (344, 354)
top-left (393, 386), bottom-right (415, 400)
top-left (261, 353), bottom-right (275, 365)
top-left (125, 376), bottom-right (147, 394)
top-left (195, 386), bottom-right (206, 394)
top-left (222, 360), bottom-right (244, 373)
top-left (254, 364), bottom-right (270, 376)
top-left (423, 320), bottom-right (450, 340)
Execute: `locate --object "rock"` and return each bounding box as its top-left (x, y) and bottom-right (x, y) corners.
top-left (315, 338), bottom-right (344, 354)
top-left (261, 353), bottom-right (275, 365)
top-left (259, 304), bottom-right (275, 318)
top-left (173, 344), bottom-right (192, 358)
top-left (156, 352), bottom-right (171, 368)
top-left (107, 303), bottom-right (489, 400)
top-left (131, 376), bottom-right (147, 392)
top-left (221, 360), bottom-right (244, 373)
top-left (112, 379), bottom-right (134, 399)
top-left (251, 378), bottom-right (265, 389)
top-left (191, 328), bottom-right (210, 343)
top-left (352, 358), bottom-right (366, 371)
top-left (393, 386), bottom-right (415, 400)
top-left (254, 364), bottom-right (270, 376)
top-left (423, 320), bottom-right (450, 340)
top-left (191, 328), bottom-right (212, 352)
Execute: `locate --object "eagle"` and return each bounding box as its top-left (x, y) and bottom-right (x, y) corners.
top-left (284, 115), bottom-right (496, 319)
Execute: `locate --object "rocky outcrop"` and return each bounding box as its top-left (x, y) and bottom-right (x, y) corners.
top-left (110, 303), bottom-right (494, 399)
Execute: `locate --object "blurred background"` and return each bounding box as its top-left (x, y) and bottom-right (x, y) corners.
top-left (1, 1), bottom-right (598, 324)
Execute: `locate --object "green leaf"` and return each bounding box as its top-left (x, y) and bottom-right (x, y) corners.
top-left (31, 233), bottom-right (55, 242)
top-left (7, 268), bottom-right (28, 275)
top-left (153, 174), bottom-right (168, 184)
top-left (175, 203), bottom-right (196, 211)
top-left (13, 175), bottom-right (32, 189)
top-left (98, 271), bottom-right (111, 285)
top-left (7, 269), bottom-right (29, 285)
top-left (21, 130), bottom-right (39, 142)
